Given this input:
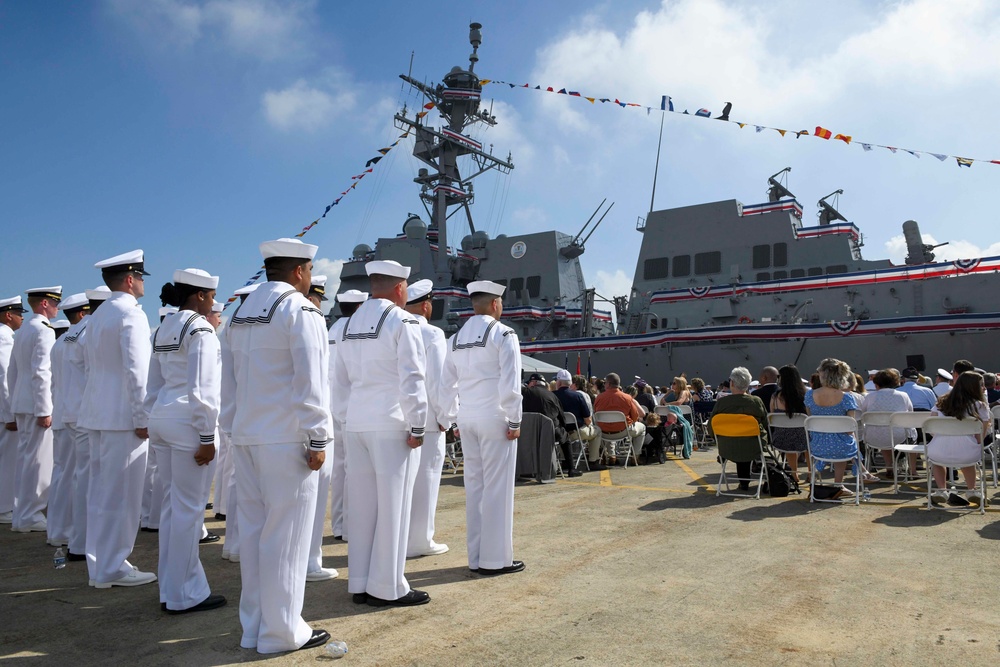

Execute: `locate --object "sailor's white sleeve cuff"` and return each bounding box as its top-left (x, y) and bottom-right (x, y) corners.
top-left (199, 433), bottom-right (216, 446)
top-left (410, 426), bottom-right (425, 437)
top-left (308, 439), bottom-right (329, 451)
top-left (507, 420), bottom-right (520, 431)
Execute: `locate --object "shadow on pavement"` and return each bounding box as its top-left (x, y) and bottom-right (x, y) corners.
top-left (871, 505), bottom-right (966, 528)
top-left (637, 493), bottom-right (730, 511)
top-left (727, 499), bottom-right (813, 521)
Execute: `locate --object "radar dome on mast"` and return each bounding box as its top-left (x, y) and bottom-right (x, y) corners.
top-left (403, 214), bottom-right (427, 240)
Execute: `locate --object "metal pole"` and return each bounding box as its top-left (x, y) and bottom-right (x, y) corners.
top-left (649, 113), bottom-right (665, 213)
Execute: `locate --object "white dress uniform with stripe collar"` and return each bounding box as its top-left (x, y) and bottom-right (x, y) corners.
top-left (144, 269), bottom-right (222, 612)
top-left (404, 280), bottom-right (451, 558)
top-left (78, 251), bottom-right (155, 587)
top-left (8, 286), bottom-right (60, 532)
top-left (440, 281), bottom-right (523, 571)
top-left (0, 297), bottom-right (26, 524)
top-left (331, 261), bottom-right (428, 603)
top-left (223, 239), bottom-right (331, 653)
top-left (140, 305), bottom-right (177, 532)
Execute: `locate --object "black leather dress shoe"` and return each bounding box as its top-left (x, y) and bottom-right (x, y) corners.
top-left (140, 527), bottom-right (158, 533)
top-left (67, 551), bottom-right (86, 561)
top-left (205, 503), bottom-right (213, 510)
top-left (477, 560), bottom-right (525, 576)
top-left (298, 629), bottom-right (330, 651)
top-left (333, 534), bottom-right (344, 541)
top-left (366, 589), bottom-right (430, 607)
top-left (214, 513), bottom-right (226, 521)
top-left (567, 468), bottom-right (583, 477)
top-left (199, 532), bottom-right (220, 544)
top-left (164, 594), bottom-right (227, 615)
top-left (352, 592), bottom-right (368, 604)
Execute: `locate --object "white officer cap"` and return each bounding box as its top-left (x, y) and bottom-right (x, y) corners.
top-left (85, 286), bottom-right (112, 301)
top-left (159, 306), bottom-right (178, 318)
top-left (467, 280), bottom-right (505, 297)
top-left (58, 293), bottom-right (89, 312)
top-left (233, 283), bottom-right (260, 296)
top-left (259, 238), bottom-right (317, 260)
top-left (937, 368), bottom-right (953, 380)
top-left (336, 290), bottom-right (368, 303)
top-left (51, 319), bottom-right (71, 330)
top-left (406, 279), bottom-right (434, 305)
top-left (309, 275), bottom-right (329, 301)
top-left (26, 286), bottom-right (63, 301)
top-left (173, 268), bottom-right (219, 290)
top-left (365, 260), bottom-right (410, 279)
top-left (95, 250), bottom-right (149, 276)
top-left (211, 301), bottom-right (224, 313)
top-left (556, 369), bottom-right (573, 382)
top-left (0, 296), bottom-right (26, 313)
top-left (867, 369), bottom-right (879, 376)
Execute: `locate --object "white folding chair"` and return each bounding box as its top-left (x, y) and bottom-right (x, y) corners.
top-left (859, 411), bottom-right (896, 473)
top-left (692, 401), bottom-right (716, 448)
top-left (595, 411), bottom-right (639, 469)
top-left (711, 413), bottom-right (767, 499)
top-left (923, 416), bottom-right (986, 514)
top-left (889, 412), bottom-right (932, 494)
top-left (804, 415), bottom-right (862, 505)
top-left (767, 412), bottom-right (808, 468)
top-left (563, 412), bottom-right (589, 472)
top-left (986, 405), bottom-right (1000, 487)
top-left (654, 406), bottom-right (681, 456)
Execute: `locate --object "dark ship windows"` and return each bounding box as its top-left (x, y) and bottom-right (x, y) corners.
top-left (526, 276), bottom-right (541, 298)
top-left (672, 255), bottom-right (691, 277)
top-left (694, 251), bottom-right (721, 275)
top-left (773, 270), bottom-right (787, 280)
top-left (790, 269), bottom-right (806, 279)
top-left (807, 267), bottom-right (823, 277)
top-left (773, 243), bottom-right (788, 267)
top-left (643, 257), bottom-right (670, 280)
top-left (509, 277), bottom-right (524, 298)
top-left (826, 265), bottom-right (847, 275)
top-left (752, 245), bottom-right (770, 269)
top-left (430, 299), bottom-right (444, 321)
top-left (756, 272), bottom-right (771, 282)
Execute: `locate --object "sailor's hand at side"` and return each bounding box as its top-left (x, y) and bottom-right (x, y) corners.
top-left (37, 416), bottom-right (51, 429)
top-left (306, 449), bottom-right (325, 471)
top-left (135, 427), bottom-right (149, 440)
top-left (194, 444), bottom-right (215, 466)
top-left (407, 435), bottom-right (424, 449)
top-left (4, 422), bottom-right (15, 432)
top-left (506, 428), bottom-right (520, 440)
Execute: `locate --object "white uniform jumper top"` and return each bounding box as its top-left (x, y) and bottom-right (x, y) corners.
top-left (59, 318), bottom-right (92, 558)
top-left (46, 330), bottom-right (73, 544)
top-left (0, 323), bottom-right (16, 518)
top-left (325, 317), bottom-right (349, 540)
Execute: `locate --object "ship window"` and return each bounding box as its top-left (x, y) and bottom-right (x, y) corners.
top-left (509, 277), bottom-right (524, 297)
top-left (790, 269), bottom-right (805, 279)
top-left (826, 265), bottom-right (847, 275)
top-left (526, 276), bottom-right (541, 298)
top-left (773, 243), bottom-right (788, 267)
top-left (773, 270), bottom-right (787, 280)
top-left (430, 299), bottom-right (444, 321)
top-left (752, 245), bottom-right (770, 269)
top-left (494, 279), bottom-right (507, 288)
top-left (694, 251), bottom-right (721, 275)
top-left (807, 267), bottom-right (823, 277)
top-left (648, 317), bottom-right (658, 330)
top-left (643, 257), bottom-right (670, 280)
top-left (756, 272), bottom-right (771, 282)
top-left (522, 327), bottom-right (530, 337)
top-left (672, 255), bottom-right (691, 277)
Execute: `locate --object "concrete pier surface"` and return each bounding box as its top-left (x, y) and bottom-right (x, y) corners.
top-left (3, 450), bottom-right (999, 666)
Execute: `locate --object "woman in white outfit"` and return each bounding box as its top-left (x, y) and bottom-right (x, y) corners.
top-left (145, 269), bottom-right (226, 614)
top-left (928, 371), bottom-right (990, 506)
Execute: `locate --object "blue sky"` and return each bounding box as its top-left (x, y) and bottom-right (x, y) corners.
top-left (3, 0), bottom-right (999, 322)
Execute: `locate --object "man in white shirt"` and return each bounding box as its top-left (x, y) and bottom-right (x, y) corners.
top-left (331, 260), bottom-right (429, 607)
top-left (404, 279), bottom-right (451, 559)
top-left (8, 286), bottom-right (61, 533)
top-left (933, 369), bottom-right (953, 397)
top-left (223, 238), bottom-right (331, 653)
top-left (440, 280), bottom-right (525, 576)
top-left (0, 297), bottom-right (26, 525)
top-left (78, 251), bottom-right (157, 588)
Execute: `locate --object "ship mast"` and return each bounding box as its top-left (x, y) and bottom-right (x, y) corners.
top-left (394, 22), bottom-right (514, 275)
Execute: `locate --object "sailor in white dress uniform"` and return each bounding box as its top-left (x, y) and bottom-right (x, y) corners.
top-left (223, 238), bottom-right (331, 653)
top-left (78, 250), bottom-right (157, 588)
top-left (206, 300), bottom-right (229, 518)
top-left (326, 289), bottom-right (367, 541)
top-left (440, 280), bottom-right (525, 575)
top-left (8, 286), bottom-right (61, 533)
top-left (46, 293), bottom-right (90, 546)
top-left (140, 305), bottom-right (178, 532)
top-left (0, 296), bottom-right (26, 525)
top-left (144, 269), bottom-right (226, 614)
top-left (404, 279), bottom-right (451, 558)
top-left (331, 260), bottom-right (430, 607)
top-left (63, 286), bottom-right (110, 565)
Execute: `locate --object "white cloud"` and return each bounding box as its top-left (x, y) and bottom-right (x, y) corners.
top-left (593, 269), bottom-right (632, 299)
top-left (313, 257), bottom-right (344, 314)
top-left (262, 76), bottom-right (356, 132)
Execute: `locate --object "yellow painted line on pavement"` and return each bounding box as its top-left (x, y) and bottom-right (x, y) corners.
top-left (599, 469), bottom-right (612, 487)
top-left (558, 478), bottom-right (703, 494)
top-left (670, 456), bottom-right (715, 493)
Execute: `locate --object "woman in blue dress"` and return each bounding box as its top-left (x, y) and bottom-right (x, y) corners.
top-left (804, 358), bottom-right (861, 494)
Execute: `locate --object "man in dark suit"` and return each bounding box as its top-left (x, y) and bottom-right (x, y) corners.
top-left (521, 374), bottom-right (579, 477)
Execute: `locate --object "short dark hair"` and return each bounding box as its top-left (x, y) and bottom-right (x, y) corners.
top-left (339, 301), bottom-right (362, 317)
top-left (953, 359), bottom-right (975, 375)
top-left (264, 256), bottom-right (308, 282)
top-left (368, 274), bottom-right (404, 293)
top-left (470, 292), bottom-right (498, 312)
top-left (873, 368), bottom-right (900, 389)
top-left (103, 271), bottom-right (131, 290)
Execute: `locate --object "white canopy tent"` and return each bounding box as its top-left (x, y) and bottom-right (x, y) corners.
top-left (520, 355), bottom-right (565, 376)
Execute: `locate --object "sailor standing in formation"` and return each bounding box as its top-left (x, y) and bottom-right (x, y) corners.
top-left (441, 280), bottom-right (525, 576)
top-left (223, 238), bottom-right (331, 653)
top-left (404, 279), bottom-right (450, 559)
top-left (145, 269), bottom-right (226, 614)
top-left (0, 296), bottom-right (26, 525)
top-left (79, 250), bottom-right (157, 588)
top-left (332, 260), bottom-right (430, 607)
top-left (8, 286), bottom-right (61, 533)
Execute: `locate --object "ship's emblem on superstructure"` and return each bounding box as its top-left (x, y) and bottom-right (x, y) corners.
top-left (511, 241), bottom-right (526, 259)
top-left (688, 286), bottom-right (711, 298)
top-left (829, 320), bottom-right (860, 336)
top-left (954, 258), bottom-right (981, 273)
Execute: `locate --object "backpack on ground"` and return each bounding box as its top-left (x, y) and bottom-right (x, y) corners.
top-left (754, 455), bottom-right (801, 497)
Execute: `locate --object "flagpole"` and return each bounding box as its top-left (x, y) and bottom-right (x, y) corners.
top-left (649, 112), bottom-right (665, 213)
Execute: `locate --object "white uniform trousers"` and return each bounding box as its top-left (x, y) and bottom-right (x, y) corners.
top-left (66, 423), bottom-right (90, 558)
top-left (458, 415), bottom-right (517, 570)
top-left (213, 430), bottom-right (233, 515)
top-left (12, 414), bottom-right (54, 529)
top-left (46, 427), bottom-right (75, 544)
top-left (234, 443), bottom-right (316, 653)
top-left (329, 419), bottom-right (348, 539)
top-left (407, 429), bottom-right (445, 556)
top-left (140, 444), bottom-right (163, 529)
top-left (306, 447), bottom-right (332, 574)
top-left (0, 427), bottom-right (17, 515)
top-left (87, 430), bottom-right (148, 584)
top-left (345, 431), bottom-right (417, 600)
top-left (222, 454), bottom-right (240, 559)
top-left (150, 420), bottom-right (212, 611)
